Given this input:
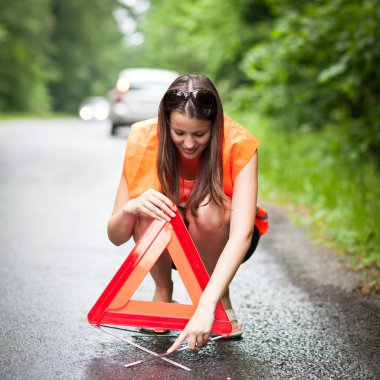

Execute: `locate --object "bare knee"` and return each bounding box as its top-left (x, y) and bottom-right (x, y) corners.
top-left (133, 214), bottom-right (154, 241)
top-left (187, 201), bottom-right (230, 233)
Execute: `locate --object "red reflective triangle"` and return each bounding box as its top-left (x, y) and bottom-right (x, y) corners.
top-left (87, 210), bottom-right (233, 336)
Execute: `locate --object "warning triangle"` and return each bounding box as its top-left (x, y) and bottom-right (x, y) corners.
top-left (88, 210), bottom-right (233, 336)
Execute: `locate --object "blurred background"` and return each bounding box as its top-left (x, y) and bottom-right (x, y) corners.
top-left (0, 0), bottom-right (379, 290)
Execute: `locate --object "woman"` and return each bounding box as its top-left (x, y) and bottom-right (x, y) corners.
top-left (107, 74), bottom-right (267, 353)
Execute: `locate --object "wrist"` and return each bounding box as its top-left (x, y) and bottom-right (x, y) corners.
top-left (122, 199), bottom-right (136, 216)
top-left (198, 295), bottom-right (218, 311)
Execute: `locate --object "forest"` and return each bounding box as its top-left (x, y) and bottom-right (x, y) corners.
top-left (1, 0), bottom-right (379, 290)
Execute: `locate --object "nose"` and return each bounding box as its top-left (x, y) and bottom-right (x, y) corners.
top-left (183, 135), bottom-right (195, 149)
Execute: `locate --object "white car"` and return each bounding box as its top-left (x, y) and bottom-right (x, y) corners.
top-left (79, 96), bottom-right (110, 121)
top-left (108, 68), bottom-right (179, 135)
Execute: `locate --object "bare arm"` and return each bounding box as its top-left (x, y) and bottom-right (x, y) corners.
top-left (107, 175), bottom-right (136, 246)
top-left (198, 152), bottom-right (258, 304)
top-left (168, 151), bottom-right (258, 352)
top-left (107, 175), bottom-right (177, 246)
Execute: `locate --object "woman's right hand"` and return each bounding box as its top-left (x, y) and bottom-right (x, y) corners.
top-left (123, 188), bottom-right (176, 222)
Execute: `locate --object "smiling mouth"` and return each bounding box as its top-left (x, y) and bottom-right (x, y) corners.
top-left (183, 148), bottom-right (197, 154)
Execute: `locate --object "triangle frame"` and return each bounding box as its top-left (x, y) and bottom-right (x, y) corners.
top-left (88, 210), bottom-right (233, 336)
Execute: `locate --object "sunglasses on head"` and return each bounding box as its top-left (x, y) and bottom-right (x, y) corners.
top-left (164, 89), bottom-right (216, 114)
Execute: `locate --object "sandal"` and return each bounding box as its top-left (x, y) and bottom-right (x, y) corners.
top-left (222, 309), bottom-right (244, 339)
top-left (139, 327), bottom-right (171, 335)
top-left (139, 300), bottom-right (178, 335)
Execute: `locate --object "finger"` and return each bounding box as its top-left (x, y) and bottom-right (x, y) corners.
top-left (196, 339), bottom-right (204, 348)
top-left (150, 190), bottom-right (177, 214)
top-left (150, 198), bottom-right (176, 218)
top-left (196, 336), bottom-right (204, 348)
top-left (146, 196), bottom-right (175, 219)
top-left (140, 193), bottom-right (173, 220)
top-left (167, 331), bottom-right (187, 354)
top-left (202, 333), bottom-right (210, 347)
top-left (196, 332), bottom-right (208, 348)
top-left (142, 201), bottom-right (172, 221)
top-left (188, 335), bottom-right (198, 352)
top-left (139, 205), bottom-right (166, 221)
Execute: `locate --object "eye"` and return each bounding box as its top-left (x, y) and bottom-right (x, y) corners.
top-left (194, 131), bottom-right (207, 138)
top-left (174, 129), bottom-right (184, 136)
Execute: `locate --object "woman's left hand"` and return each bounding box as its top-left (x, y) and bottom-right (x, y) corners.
top-left (167, 305), bottom-right (215, 353)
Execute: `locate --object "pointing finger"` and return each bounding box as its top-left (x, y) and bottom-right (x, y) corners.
top-left (167, 331), bottom-right (187, 354)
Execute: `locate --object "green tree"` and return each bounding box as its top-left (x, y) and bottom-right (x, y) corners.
top-left (0, 0), bottom-right (55, 113)
top-left (134, 0), bottom-right (272, 92)
top-left (241, 0), bottom-right (380, 155)
top-left (49, 0), bottom-right (126, 112)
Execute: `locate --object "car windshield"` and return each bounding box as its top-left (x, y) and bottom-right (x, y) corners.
top-left (129, 79), bottom-right (170, 90)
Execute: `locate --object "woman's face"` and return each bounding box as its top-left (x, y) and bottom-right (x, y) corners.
top-left (169, 111), bottom-right (211, 159)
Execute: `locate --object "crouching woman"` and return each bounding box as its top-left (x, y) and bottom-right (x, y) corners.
top-left (107, 74), bottom-right (267, 353)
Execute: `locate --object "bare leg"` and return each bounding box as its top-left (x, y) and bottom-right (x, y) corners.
top-left (185, 200), bottom-right (230, 275)
top-left (185, 200), bottom-right (242, 331)
top-left (133, 215), bottom-right (173, 302)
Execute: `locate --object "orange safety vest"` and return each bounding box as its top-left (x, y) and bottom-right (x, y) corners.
top-left (122, 115), bottom-right (259, 198)
top-left (122, 115), bottom-right (269, 237)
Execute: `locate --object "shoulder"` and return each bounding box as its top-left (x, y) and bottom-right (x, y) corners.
top-left (126, 117), bottom-right (159, 156)
top-left (223, 114), bottom-right (259, 148)
top-left (128, 117), bottom-right (158, 142)
top-left (222, 115), bottom-right (259, 188)
top-left (123, 118), bottom-right (160, 196)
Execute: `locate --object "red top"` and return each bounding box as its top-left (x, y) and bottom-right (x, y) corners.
top-left (179, 178), bottom-right (197, 206)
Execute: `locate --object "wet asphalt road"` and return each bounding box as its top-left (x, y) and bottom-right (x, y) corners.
top-left (0, 119), bottom-right (379, 380)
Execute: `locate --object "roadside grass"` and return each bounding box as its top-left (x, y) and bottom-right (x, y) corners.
top-left (231, 111), bottom-right (380, 295)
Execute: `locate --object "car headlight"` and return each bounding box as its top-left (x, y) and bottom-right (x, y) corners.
top-left (94, 106), bottom-right (110, 120)
top-left (79, 106), bottom-right (93, 120)
top-left (116, 77), bottom-right (131, 92)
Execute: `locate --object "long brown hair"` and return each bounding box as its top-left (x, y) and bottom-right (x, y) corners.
top-left (157, 74), bottom-right (228, 215)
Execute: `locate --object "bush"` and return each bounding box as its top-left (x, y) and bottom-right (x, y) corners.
top-left (240, 0), bottom-right (380, 158)
top-left (232, 111), bottom-right (380, 269)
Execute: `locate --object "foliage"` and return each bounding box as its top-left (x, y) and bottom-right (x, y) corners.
top-left (231, 111), bottom-right (380, 270)
top-left (0, 0), bottom-right (127, 114)
top-left (240, 0), bottom-right (380, 157)
top-left (0, 0), bottom-right (55, 113)
top-left (49, 0), bottom-right (126, 112)
top-left (136, 0), bottom-right (272, 91)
